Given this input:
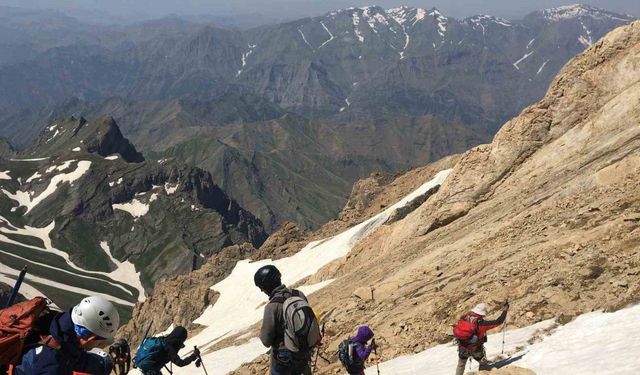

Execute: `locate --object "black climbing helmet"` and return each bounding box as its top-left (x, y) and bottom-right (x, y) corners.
top-left (254, 265), bottom-right (282, 292)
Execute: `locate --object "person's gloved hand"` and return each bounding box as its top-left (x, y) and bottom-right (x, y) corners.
top-left (193, 347), bottom-right (200, 357)
top-left (195, 358), bottom-right (202, 368)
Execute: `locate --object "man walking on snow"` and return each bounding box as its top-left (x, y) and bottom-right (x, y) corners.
top-left (454, 302), bottom-right (509, 375)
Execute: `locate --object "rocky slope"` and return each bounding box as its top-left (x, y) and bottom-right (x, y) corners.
top-left (0, 116), bottom-right (266, 320)
top-left (132, 19), bottom-right (640, 374)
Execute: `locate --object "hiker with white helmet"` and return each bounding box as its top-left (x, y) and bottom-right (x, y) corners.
top-left (453, 302), bottom-right (509, 375)
top-left (14, 295), bottom-right (122, 375)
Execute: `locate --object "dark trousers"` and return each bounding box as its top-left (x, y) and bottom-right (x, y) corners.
top-left (271, 350), bottom-right (311, 375)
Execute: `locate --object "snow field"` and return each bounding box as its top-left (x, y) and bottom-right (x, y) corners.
top-left (367, 304), bottom-right (640, 375)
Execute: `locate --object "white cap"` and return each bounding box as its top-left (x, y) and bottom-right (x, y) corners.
top-left (71, 296), bottom-right (120, 339)
top-left (471, 303), bottom-right (487, 316)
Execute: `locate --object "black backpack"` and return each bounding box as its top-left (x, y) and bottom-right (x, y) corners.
top-left (337, 338), bottom-right (357, 371)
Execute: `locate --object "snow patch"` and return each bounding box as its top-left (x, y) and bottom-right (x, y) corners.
top-left (361, 6), bottom-right (390, 33)
top-left (298, 27), bottom-right (313, 49)
top-left (318, 21), bottom-right (335, 49)
top-left (429, 9), bottom-right (448, 38)
top-left (164, 182), bottom-right (179, 195)
top-left (537, 59), bottom-right (550, 75)
top-left (113, 198), bottom-right (151, 218)
top-left (236, 44), bottom-right (256, 77)
top-left (352, 13), bottom-right (365, 42)
top-left (0, 171), bottom-right (11, 180)
top-left (100, 241), bottom-right (145, 302)
top-left (46, 159), bottom-right (75, 174)
top-left (2, 160), bottom-right (91, 214)
top-left (513, 51), bottom-right (535, 70)
top-left (25, 171), bottom-right (41, 183)
top-left (527, 38), bottom-right (535, 49)
top-left (412, 8), bottom-right (426, 26)
top-left (72, 147), bottom-right (81, 152)
top-left (108, 177), bottom-right (123, 187)
top-left (105, 155), bottom-right (119, 160)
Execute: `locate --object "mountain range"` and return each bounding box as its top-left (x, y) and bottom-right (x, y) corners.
top-left (0, 4), bottom-right (635, 231)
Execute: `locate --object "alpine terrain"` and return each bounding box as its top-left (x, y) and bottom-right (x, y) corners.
top-left (121, 17), bottom-right (640, 375)
top-left (0, 116), bottom-right (266, 321)
top-left (0, 4), bottom-right (635, 230)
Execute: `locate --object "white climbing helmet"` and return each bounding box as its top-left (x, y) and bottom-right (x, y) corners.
top-left (71, 296), bottom-right (120, 339)
top-left (471, 303), bottom-right (488, 316)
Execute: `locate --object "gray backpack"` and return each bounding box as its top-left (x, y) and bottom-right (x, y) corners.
top-left (272, 290), bottom-right (321, 352)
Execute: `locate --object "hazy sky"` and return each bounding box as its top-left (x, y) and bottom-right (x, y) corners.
top-left (1, 0), bottom-right (639, 23)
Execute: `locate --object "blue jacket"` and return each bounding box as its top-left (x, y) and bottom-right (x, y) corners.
top-left (14, 310), bottom-right (112, 375)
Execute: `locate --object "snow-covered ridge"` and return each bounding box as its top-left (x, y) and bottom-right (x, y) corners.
top-left (541, 4), bottom-right (634, 22)
top-left (467, 14), bottom-right (512, 28)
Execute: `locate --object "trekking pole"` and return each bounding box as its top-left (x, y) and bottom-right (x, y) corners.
top-left (372, 338), bottom-right (380, 375)
top-left (5, 266), bottom-right (27, 308)
top-left (312, 323), bottom-right (325, 374)
top-left (501, 300), bottom-right (509, 355)
top-left (195, 346), bottom-right (209, 375)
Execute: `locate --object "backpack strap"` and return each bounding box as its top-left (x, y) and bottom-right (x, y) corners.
top-left (269, 289), bottom-right (300, 304)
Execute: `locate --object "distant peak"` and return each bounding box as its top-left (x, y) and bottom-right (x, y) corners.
top-left (540, 4), bottom-right (634, 22)
top-left (466, 14), bottom-right (512, 27)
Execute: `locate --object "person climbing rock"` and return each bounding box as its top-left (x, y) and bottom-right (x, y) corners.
top-left (337, 325), bottom-right (378, 375)
top-left (453, 302), bottom-right (509, 375)
top-left (255, 264), bottom-right (320, 375)
top-left (134, 326), bottom-right (201, 374)
top-left (14, 295), bottom-right (121, 375)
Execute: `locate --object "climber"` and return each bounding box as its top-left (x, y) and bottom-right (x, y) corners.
top-left (453, 302), bottom-right (509, 375)
top-left (254, 264), bottom-right (321, 375)
top-left (134, 325), bottom-right (201, 374)
top-left (337, 325), bottom-right (378, 375)
top-left (13, 295), bottom-right (122, 375)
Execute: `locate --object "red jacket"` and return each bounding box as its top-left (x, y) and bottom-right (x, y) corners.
top-left (459, 309), bottom-right (507, 351)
